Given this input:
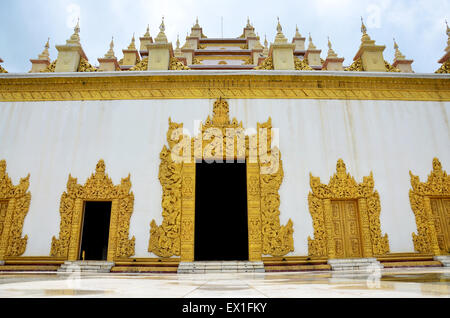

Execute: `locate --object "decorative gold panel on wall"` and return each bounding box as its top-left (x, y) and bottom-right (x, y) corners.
top-left (50, 160), bottom-right (135, 261)
top-left (308, 159), bottom-right (390, 258)
top-left (409, 158), bottom-right (450, 255)
top-left (148, 98), bottom-right (294, 261)
top-left (0, 160), bottom-right (31, 259)
top-left (0, 74), bottom-right (449, 102)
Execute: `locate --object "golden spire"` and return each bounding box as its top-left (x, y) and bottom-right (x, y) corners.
top-left (104, 37), bottom-right (116, 58)
top-left (127, 33), bottom-right (136, 50)
top-left (155, 16), bottom-right (168, 43)
top-left (68, 18), bottom-right (81, 44)
top-left (326, 36), bottom-right (338, 58)
top-left (38, 38), bottom-right (50, 60)
top-left (246, 16), bottom-right (252, 28)
top-left (445, 20), bottom-right (450, 52)
top-left (308, 33), bottom-right (317, 50)
top-left (360, 17), bottom-right (372, 43)
top-left (144, 24), bottom-right (151, 37)
top-left (274, 17), bottom-right (287, 44)
top-left (393, 38), bottom-right (405, 60)
top-left (263, 34), bottom-right (269, 56)
top-left (295, 25), bottom-right (302, 38)
top-left (175, 34), bottom-right (183, 56)
top-left (193, 16), bottom-right (200, 28)
top-left (254, 33), bottom-right (263, 49)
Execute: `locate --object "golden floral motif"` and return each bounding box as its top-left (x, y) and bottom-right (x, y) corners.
top-left (308, 159), bottom-right (389, 258)
top-left (344, 58), bottom-right (363, 71)
top-left (0, 65), bottom-right (8, 74)
top-left (149, 98), bottom-right (293, 260)
top-left (169, 57), bottom-right (190, 70)
top-left (129, 57), bottom-right (148, 71)
top-left (50, 159), bottom-right (135, 261)
top-left (294, 57), bottom-right (313, 70)
top-left (385, 60), bottom-right (400, 72)
top-left (409, 158), bottom-right (450, 255)
top-left (77, 57), bottom-right (98, 72)
top-left (40, 60), bottom-right (57, 73)
top-left (0, 160), bottom-right (31, 259)
top-left (254, 57), bottom-right (274, 70)
top-left (435, 60), bottom-right (450, 73)
top-left (243, 57), bottom-right (253, 65)
top-left (192, 57), bottom-right (202, 65)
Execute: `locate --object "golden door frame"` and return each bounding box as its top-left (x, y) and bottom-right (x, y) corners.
top-left (148, 98), bottom-right (294, 262)
top-left (409, 158), bottom-right (450, 255)
top-left (50, 160), bottom-right (135, 261)
top-left (307, 159), bottom-right (390, 259)
top-left (0, 160), bottom-right (31, 260)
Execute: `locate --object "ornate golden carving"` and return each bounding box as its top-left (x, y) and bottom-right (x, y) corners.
top-left (149, 98), bottom-right (293, 261)
top-left (344, 58), bottom-right (363, 71)
top-left (240, 44), bottom-right (249, 50)
top-left (409, 158), bottom-right (450, 255)
top-left (436, 60), bottom-right (450, 74)
top-left (254, 57), bottom-right (273, 70)
top-left (77, 57), bottom-right (98, 72)
top-left (308, 159), bottom-right (389, 258)
top-left (40, 60), bottom-right (57, 73)
top-left (129, 57), bottom-right (148, 71)
top-left (169, 57), bottom-right (190, 70)
top-left (294, 57), bottom-right (313, 70)
top-left (0, 160), bottom-right (31, 259)
top-left (1, 74), bottom-right (449, 102)
top-left (243, 56), bottom-right (253, 65)
top-left (50, 160), bottom-right (135, 261)
top-left (198, 44), bottom-right (206, 50)
top-left (385, 60), bottom-right (400, 72)
top-left (192, 57), bottom-right (202, 65)
top-left (0, 65), bottom-right (7, 74)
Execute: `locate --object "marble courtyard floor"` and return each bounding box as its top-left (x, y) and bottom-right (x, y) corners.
top-left (0, 267), bottom-right (448, 298)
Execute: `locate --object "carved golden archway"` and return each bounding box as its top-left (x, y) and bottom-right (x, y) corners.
top-left (0, 160), bottom-right (31, 260)
top-left (50, 160), bottom-right (135, 261)
top-left (148, 98), bottom-right (294, 262)
top-left (409, 158), bottom-right (450, 255)
top-left (308, 159), bottom-right (390, 258)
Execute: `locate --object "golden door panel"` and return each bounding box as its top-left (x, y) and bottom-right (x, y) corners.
top-left (331, 200), bottom-right (363, 258)
top-left (0, 200), bottom-right (8, 237)
top-left (430, 198), bottom-right (450, 254)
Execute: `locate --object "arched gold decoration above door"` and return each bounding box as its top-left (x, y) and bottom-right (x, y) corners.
top-left (308, 159), bottom-right (389, 259)
top-left (409, 158), bottom-right (450, 255)
top-left (0, 160), bottom-right (31, 259)
top-left (50, 160), bottom-right (135, 261)
top-left (148, 98), bottom-right (294, 262)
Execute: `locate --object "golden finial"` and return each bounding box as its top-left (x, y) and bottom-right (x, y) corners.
top-left (246, 16), bottom-right (252, 28)
top-left (176, 34), bottom-right (180, 48)
top-left (38, 38), bottom-right (50, 60)
top-left (104, 36), bottom-right (116, 58)
top-left (326, 36), bottom-right (337, 58)
top-left (155, 16), bottom-right (168, 43)
top-left (127, 33), bottom-right (136, 50)
top-left (68, 18), bottom-right (81, 44)
top-left (193, 16), bottom-right (200, 28)
top-left (308, 33), bottom-right (316, 50)
top-left (295, 24), bottom-right (302, 38)
top-left (274, 17), bottom-right (287, 44)
top-left (264, 34), bottom-right (268, 47)
top-left (144, 24), bottom-right (151, 37)
top-left (393, 38), bottom-right (405, 60)
top-left (361, 16), bottom-right (367, 35)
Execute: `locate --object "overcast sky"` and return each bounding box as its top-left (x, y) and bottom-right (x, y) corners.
top-left (0, 0), bottom-right (448, 73)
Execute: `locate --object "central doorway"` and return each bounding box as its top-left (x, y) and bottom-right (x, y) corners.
top-left (194, 161), bottom-right (249, 261)
top-left (79, 201), bottom-right (112, 261)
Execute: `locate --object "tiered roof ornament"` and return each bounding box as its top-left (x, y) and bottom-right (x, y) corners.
top-left (53, 19), bottom-right (94, 72)
top-left (292, 25), bottom-right (306, 51)
top-left (29, 38), bottom-right (51, 72)
top-left (346, 17), bottom-right (398, 72)
top-left (392, 38), bottom-right (414, 73)
top-left (322, 37), bottom-right (344, 71)
top-left (147, 17), bottom-right (175, 70)
top-left (98, 37), bottom-right (120, 71)
top-left (139, 25), bottom-right (154, 57)
top-left (436, 20), bottom-right (450, 73)
top-left (305, 33), bottom-right (322, 67)
top-left (121, 33), bottom-right (140, 70)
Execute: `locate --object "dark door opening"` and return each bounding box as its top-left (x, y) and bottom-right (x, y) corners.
top-left (79, 201), bottom-right (112, 261)
top-left (195, 161), bottom-right (248, 261)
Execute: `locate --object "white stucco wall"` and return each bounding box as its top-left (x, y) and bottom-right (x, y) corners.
top-left (0, 98), bottom-right (449, 257)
